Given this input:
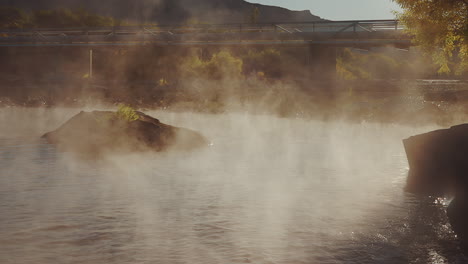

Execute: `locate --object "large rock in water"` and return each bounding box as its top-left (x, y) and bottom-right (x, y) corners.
top-left (403, 124), bottom-right (468, 251)
top-left (42, 111), bottom-right (207, 156)
top-left (403, 124), bottom-right (468, 195)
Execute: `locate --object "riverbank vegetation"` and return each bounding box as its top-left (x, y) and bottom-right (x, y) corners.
top-left (0, 5), bottom-right (463, 81)
top-left (336, 48), bottom-right (439, 80)
top-left (1, 6), bottom-right (468, 126)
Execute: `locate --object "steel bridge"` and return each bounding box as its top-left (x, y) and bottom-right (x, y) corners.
top-left (0, 20), bottom-right (412, 80)
top-left (0, 20), bottom-right (410, 48)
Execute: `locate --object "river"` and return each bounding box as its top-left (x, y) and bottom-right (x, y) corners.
top-left (0, 108), bottom-right (466, 263)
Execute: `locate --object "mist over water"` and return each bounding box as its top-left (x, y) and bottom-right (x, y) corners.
top-left (1, 108), bottom-right (466, 263)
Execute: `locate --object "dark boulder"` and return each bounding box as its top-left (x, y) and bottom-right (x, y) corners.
top-left (403, 124), bottom-right (468, 196)
top-left (42, 110), bottom-right (207, 156)
top-left (403, 124), bottom-right (468, 252)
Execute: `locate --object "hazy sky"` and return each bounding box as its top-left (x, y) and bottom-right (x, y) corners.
top-left (249, 0), bottom-right (402, 20)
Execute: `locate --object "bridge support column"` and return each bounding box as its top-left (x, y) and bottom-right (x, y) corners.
top-left (307, 45), bottom-right (337, 81)
top-left (89, 49), bottom-right (93, 79)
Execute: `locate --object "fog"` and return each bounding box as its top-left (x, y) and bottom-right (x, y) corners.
top-left (1, 30), bottom-right (467, 262)
top-left (3, 43), bottom-right (465, 130)
top-left (4, 105), bottom-right (464, 263)
top-left (1, 0), bottom-right (468, 261)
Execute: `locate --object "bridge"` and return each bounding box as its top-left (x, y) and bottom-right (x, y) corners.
top-left (0, 20), bottom-right (409, 47)
top-left (0, 20), bottom-right (412, 79)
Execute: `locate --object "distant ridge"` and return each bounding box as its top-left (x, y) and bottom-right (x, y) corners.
top-left (0, 0), bottom-right (324, 24)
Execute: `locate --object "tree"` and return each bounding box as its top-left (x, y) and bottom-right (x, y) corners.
top-left (393, 0), bottom-right (467, 75)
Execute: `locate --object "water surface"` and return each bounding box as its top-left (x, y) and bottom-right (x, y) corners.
top-left (0, 109), bottom-right (466, 263)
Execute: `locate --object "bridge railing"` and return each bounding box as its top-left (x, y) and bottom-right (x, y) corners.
top-left (274, 20), bottom-right (402, 33)
top-left (0, 20), bottom-right (403, 36)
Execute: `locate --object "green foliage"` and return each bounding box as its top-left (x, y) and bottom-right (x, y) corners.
top-left (115, 104), bottom-right (139, 122)
top-left (181, 55), bottom-right (204, 78)
top-left (159, 78), bottom-right (169, 86)
top-left (336, 49), bottom-right (372, 80)
top-left (335, 48), bottom-right (438, 80)
top-left (209, 51), bottom-right (243, 78)
top-left (183, 50), bottom-right (243, 80)
top-left (0, 7), bottom-right (29, 29)
top-left (393, 0), bottom-right (468, 75)
top-left (336, 58), bottom-right (358, 80)
top-left (242, 48), bottom-right (282, 77)
top-left (181, 48), bottom-right (307, 80)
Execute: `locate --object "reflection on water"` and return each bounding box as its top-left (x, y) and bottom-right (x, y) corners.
top-left (0, 110), bottom-right (467, 263)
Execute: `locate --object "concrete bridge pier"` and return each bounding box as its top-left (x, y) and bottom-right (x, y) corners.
top-left (307, 45), bottom-right (337, 81)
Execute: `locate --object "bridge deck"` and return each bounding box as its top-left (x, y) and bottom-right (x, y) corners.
top-left (0, 20), bottom-right (411, 47)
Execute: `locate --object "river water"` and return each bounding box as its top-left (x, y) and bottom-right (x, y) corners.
top-left (0, 108), bottom-right (467, 263)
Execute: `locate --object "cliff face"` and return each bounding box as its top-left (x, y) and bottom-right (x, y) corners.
top-left (179, 0), bottom-right (322, 23)
top-left (0, 0), bottom-right (323, 24)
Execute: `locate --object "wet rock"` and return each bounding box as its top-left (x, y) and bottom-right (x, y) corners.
top-left (42, 110), bottom-right (207, 156)
top-left (403, 124), bottom-right (468, 196)
top-left (403, 124), bottom-right (468, 251)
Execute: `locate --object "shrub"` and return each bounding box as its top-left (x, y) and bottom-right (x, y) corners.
top-left (182, 50), bottom-right (243, 80)
top-left (242, 48), bottom-right (282, 78)
top-left (115, 104), bottom-right (139, 122)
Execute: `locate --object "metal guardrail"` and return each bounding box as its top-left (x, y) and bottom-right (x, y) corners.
top-left (0, 20), bottom-right (408, 47)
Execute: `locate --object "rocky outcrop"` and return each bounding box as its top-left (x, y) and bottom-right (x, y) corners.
top-left (0, 0), bottom-right (323, 24)
top-left (42, 110), bottom-right (207, 156)
top-left (403, 124), bottom-right (468, 251)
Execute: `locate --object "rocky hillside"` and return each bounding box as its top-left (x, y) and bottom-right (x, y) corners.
top-left (0, 0), bottom-right (323, 24)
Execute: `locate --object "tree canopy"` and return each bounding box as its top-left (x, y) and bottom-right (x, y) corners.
top-left (393, 0), bottom-right (467, 75)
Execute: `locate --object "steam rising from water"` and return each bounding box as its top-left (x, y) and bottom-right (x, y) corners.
top-left (2, 108), bottom-right (465, 263)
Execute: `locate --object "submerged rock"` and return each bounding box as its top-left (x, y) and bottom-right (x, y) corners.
top-left (42, 110), bottom-right (207, 156)
top-left (403, 124), bottom-right (468, 252)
